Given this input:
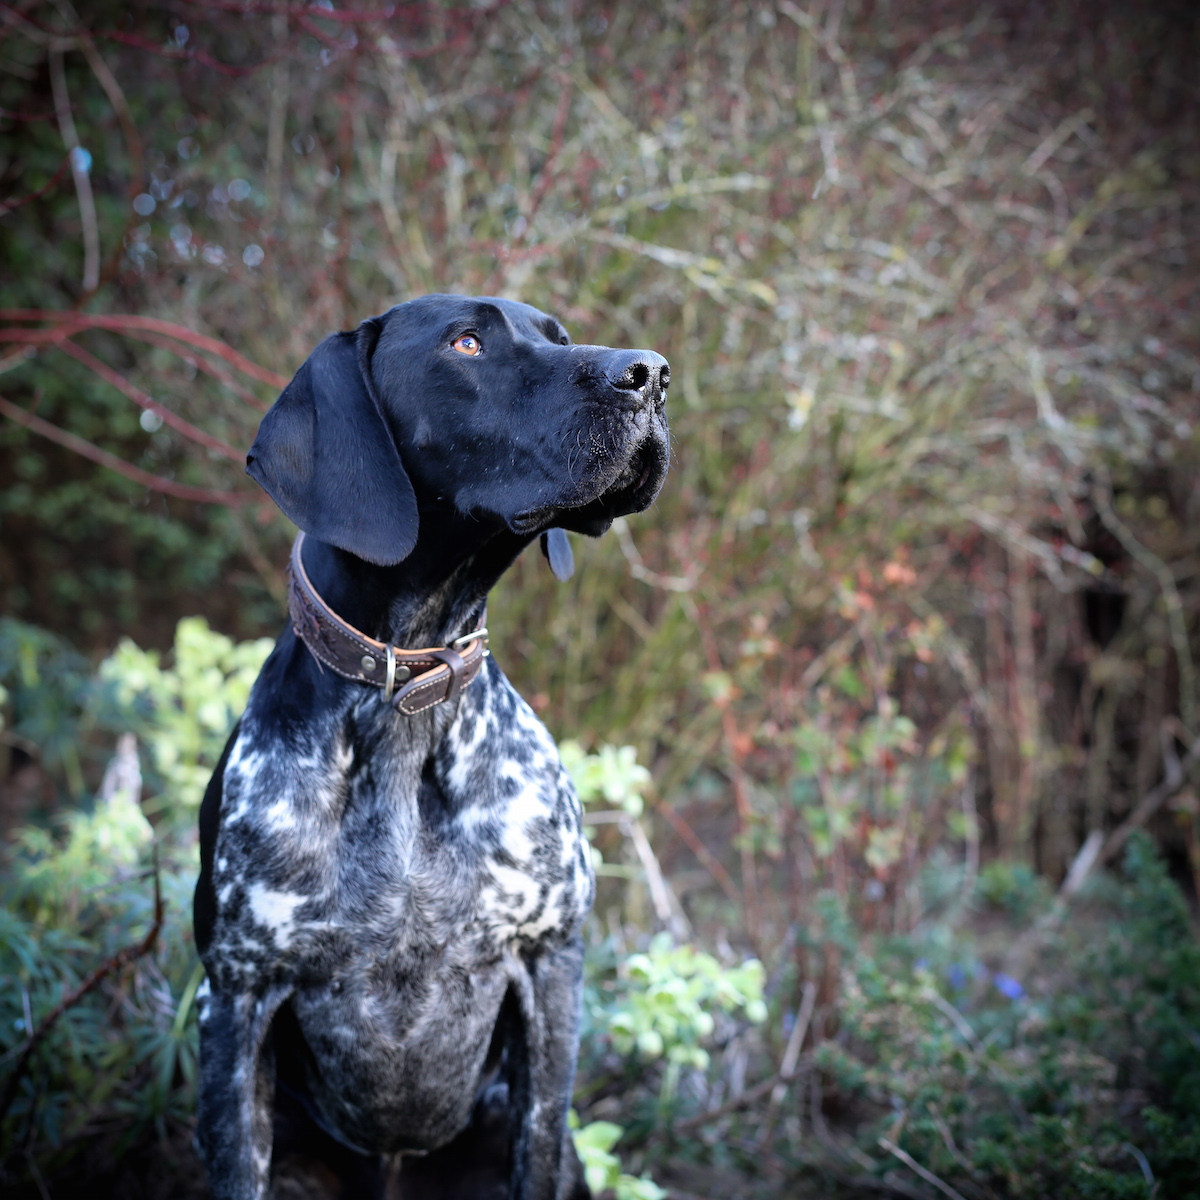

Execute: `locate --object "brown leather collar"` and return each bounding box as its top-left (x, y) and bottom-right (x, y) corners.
top-left (287, 532), bottom-right (488, 716)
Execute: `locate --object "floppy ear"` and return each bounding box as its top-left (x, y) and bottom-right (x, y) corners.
top-left (246, 323), bottom-right (419, 565)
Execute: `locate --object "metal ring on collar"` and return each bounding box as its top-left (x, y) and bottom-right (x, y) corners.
top-left (384, 644), bottom-right (397, 700)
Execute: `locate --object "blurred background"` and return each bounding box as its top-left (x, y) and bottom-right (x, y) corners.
top-left (1, 1), bottom-right (1198, 1197)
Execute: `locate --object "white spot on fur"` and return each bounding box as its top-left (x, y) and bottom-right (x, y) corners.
top-left (263, 798), bottom-right (295, 829)
top-left (247, 883), bottom-right (306, 948)
top-left (518, 882), bottom-right (565, 939)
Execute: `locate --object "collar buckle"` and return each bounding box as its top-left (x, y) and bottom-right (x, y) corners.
top-left (452, 627), bottom-right (489, 655)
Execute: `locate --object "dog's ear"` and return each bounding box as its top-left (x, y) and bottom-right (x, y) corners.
top-left (246, 322), bottom-right (418, 565)
top-left (540, 528), bottom-right (575, 581)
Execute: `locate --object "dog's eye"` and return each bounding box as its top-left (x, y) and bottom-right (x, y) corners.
top-left (452, 333), bottom-right (481, 356)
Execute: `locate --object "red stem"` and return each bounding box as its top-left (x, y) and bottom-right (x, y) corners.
top-left (0, 311), bottom-right (289, 389)
top-left (0, 395), bottom-right (253, 506)
top-left (653, 798), bottom-right (743, 907)
top-left (0, 154), bottom-right (70, 216)
top-left (53, 339), bottom-right (243, 462)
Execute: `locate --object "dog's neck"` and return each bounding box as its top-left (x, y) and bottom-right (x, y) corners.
top-left (298, 514), bottom-right (531, 648)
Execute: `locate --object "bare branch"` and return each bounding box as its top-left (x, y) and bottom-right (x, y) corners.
top-left (0, 394), bottom-right (254, 506)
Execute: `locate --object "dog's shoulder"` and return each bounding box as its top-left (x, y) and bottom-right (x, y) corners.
top-left (434, 657), bottom-right (596, 945)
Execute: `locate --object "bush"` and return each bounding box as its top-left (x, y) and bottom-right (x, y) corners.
top-left (818, 833), bottom-right (1200, 1200)
top-left (0, 617), bottom-right (269, 1176)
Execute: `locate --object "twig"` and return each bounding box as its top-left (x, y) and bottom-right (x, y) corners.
top-left (0, 153), bottom-right (71, 216)
top-left (954, 769), bottom-right (979, 926)
top-left (797, 625), bottom-right (861, 692)
top-left (1003, 726), bottom-right (1200, 976)
top-left (878, 1137), bottom-right (970, 1200)
top-left (1098, 727), bottom-right (1200, 867)
top-left (672, 1062), bottom-right (809, 1134)
top-left (930, 993), bottom-right (980, 1052)
top-left (0, 394), bottom-right (253, 505)
top-left (0, 310), bottom-right (289, 389)
top-left (929, 1108), bottom-right (996, 1198)
top-left (524, 72), bottom-right (573, 221)
top-left (758, 979), bottom-right (818, 1146)
top-left (48, 43), bottom-right (99, 292)
top-left (623, 816), bottom-right (691, 940)
top-left (651, 798), bottom-right (743, 907)
top-left (683, 597), bottom-right (763, 953)
top-left (24, 1149), bottom-right (50, 1200)
top-left (612, 517), bottom-right (697, 592)
top-left (53, 337), bottom-right (244, 461)
top-left (0, 850), bottom-right (164, 1125)
top-left (777, 0), bottom-right (861, 114)
top-left (1094, 486), bottom-right (1197, 736)
top-left (114, 327), bottom-right (269, 410)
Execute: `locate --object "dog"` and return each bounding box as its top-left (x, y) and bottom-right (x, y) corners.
top-left (192, 295), bottom-right (670, 1200)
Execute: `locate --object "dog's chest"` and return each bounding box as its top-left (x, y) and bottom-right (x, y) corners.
top-left (204, 667), bottom-right (594, 988)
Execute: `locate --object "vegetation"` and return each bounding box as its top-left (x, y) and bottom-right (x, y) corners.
top-left (1, 0), bottom-right (1198, 1196)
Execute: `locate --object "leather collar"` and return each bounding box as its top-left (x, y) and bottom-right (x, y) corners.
top-left (287, 532), bottom-right (488, 716)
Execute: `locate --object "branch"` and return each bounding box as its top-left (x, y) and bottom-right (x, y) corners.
top-left (878, 1138), bottom-right (970, 1200)
top-left (525, 73), bottom-right (573, 220)
top-left (652, 797), bottom-right (742, 906)
top-left (0, 311), bottom-right (289, 389)
top-left (0, 394), bottom-right (254, 505)
top-left (1003, 725), bottom-right (1200, 976)
top-left (52, 337), bottom-right (244, 461)
top-left (0, 153), bottom-right (71, 216)
top-left (612, 516), bottom-right (697, 592)
top-left (92, 28), bottom-right (288, 78)
top-left (109, 327), bottom-right (269, 411)
top-left (48, 44), bottom-right (99, 292)
top-left (1095, 486), bottom-right (1197, 735)
top-left (0, 852), bottom-right (164, 1126)
top-left (177, 0), bottom-right (439, 21)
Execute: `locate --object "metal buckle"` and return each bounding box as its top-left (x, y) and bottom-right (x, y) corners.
top-left (452, 627), bottom-right (488, 653)
top-left (383, 644), bottom-right (397, 701)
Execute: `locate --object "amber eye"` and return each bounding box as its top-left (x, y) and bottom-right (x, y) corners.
top-left (452, 333), bottom-right (481, 356)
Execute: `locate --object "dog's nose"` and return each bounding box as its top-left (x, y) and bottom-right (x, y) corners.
top-left (603, 350), bottom-right (670, 404)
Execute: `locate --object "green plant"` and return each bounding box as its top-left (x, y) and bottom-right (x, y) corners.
top-left (96, 616), bottom-right (273, 819)
top-left (977, 860), bottom-right (1051, 922)
top-left (818, 834), bottom-right (1200, 1200)
top-left (605, 935), bottom-right (767, 1072)
top-left (561, 741), bottom-right (653, 817)
top-left (571, 1116), bottom-right (667, 1200)
top-left (0, 617), bottom-right (268, 1175)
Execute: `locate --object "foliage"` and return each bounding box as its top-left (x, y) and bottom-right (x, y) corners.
top-left (603, 936), bottom-right (766, 1074)
top-left (571, 1116), bottom-right (668, 1200)
top-left (96, 617), bottom-right (273, 817)
top-left (1, 0), bottom-right (1197, 904)
top-left (2, 0), bottom-right (1199, 1195)
top-left (0, 618), bottom-right (260, 1171)
top-left (976, 860), bottom-right (1051, 922)
top-left (0, 618), bottom-right (94, 796)
top-left (562, 740), bottom-right (653, 817)
top-left (814, 833), bottom-right (1200, 1199)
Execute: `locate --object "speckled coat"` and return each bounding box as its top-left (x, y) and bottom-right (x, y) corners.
top-left (191, 295), bottom-right (670, 1200)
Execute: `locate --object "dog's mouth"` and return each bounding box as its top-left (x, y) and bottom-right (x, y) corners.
top-left (615, 443), bottom-right (656, 494)
top-left (509, 424), bottom-right (669, 537)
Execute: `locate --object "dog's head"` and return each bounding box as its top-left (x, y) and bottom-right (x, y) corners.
top-left (246, 295), bottom-right (670, 567)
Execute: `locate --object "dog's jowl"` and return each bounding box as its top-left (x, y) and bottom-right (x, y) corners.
top-left (193, 296), bottom-right (669, 1200)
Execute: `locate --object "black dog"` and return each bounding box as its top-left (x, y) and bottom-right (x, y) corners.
top-left (193, 296), bottom-right (670, 1200)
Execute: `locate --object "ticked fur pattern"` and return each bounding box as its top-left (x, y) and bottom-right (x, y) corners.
top-left (195, 295), bottom-right (670, 1200)
top-left (196, 638), bottom-right (594, 1197)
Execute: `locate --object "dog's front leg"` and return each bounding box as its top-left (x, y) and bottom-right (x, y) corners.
top-left (196, 982), bottom-right (292, 1200)
top-left (511, 935), bottom-right (590, 1200)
